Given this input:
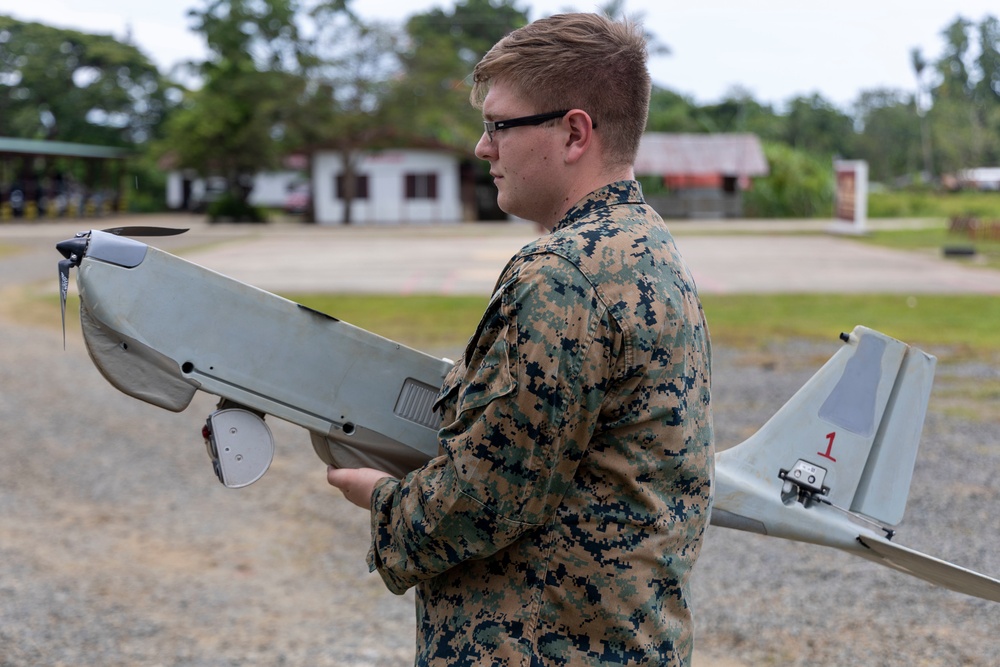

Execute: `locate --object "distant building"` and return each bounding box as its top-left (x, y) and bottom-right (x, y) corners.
top-left (164, 154), bottom-right (309, 213)
top-left (312, 148), bottom-right (466, 225)
top-left (634, 133), bottom-right (769, 218)
top-left (164, 144), bottom-right (483, 224)
top-left (166, 132), bottom-right (770, 224)
top-left (0, 136), bottom-right (130, 220)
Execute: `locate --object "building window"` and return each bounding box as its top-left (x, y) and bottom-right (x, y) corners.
top-left (336, 174), bottom-right (369, 199)
top-left (405, 173), bottom-right (438, 200)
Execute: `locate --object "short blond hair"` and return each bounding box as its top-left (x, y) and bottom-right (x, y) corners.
top-left (471, 13), bottom-right (651, 168)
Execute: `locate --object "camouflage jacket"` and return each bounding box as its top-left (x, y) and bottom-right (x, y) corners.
top-left (368, 181), bottom-right (714, 666)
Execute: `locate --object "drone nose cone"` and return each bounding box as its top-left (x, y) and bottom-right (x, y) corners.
top-left (56, 236), bottom-right (88, 262)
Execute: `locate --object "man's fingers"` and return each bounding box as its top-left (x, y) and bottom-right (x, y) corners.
top-left (326, 466), bottom-right (394, 509)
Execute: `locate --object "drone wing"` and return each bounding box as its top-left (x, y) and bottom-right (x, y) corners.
top-left (856, 534), bottom-right (1000, 602)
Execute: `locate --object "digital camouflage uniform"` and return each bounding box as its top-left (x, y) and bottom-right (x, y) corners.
top-left (368, 181), bottom-right (714, 666)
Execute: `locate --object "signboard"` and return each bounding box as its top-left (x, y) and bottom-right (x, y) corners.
top-left (831, 160), bottom-right (868, 234)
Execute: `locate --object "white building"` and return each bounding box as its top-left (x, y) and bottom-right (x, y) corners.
top-left (311, 148), bottom-right (464, 225)
top-left (165, 170), bottom-right (305, 211)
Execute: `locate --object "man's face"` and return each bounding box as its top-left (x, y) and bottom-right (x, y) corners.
top-left (474, 80), bottom-right (568, 228)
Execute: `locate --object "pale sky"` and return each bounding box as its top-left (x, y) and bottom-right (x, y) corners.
top-left (1, 0), bottom-right (998, 111)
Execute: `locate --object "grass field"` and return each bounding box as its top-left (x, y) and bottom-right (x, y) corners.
top-left (869, 189), bottom-right (1000, 219)
top-left (287, 292), bottom-right (1000, 362)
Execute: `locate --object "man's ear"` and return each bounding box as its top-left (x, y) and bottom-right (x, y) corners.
top-left (563, 109), bottom-right (595, 164)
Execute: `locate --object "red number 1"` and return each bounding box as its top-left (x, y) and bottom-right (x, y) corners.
top-left (818, 432), bottom-right (837, 461)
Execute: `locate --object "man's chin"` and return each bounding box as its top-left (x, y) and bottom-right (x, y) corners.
top-left (495, 193), bottom-right (514, 217)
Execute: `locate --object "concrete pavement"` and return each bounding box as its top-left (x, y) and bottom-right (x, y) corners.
top-left (178, 219), bottom-right (1000, 296)
top-left (4, 214), bottom-right (1000, 296)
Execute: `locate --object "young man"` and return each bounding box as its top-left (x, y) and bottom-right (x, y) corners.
top-left (328, 13), bottom-right (714, 666)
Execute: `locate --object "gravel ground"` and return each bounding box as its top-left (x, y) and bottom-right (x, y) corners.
top-left (2, 225), bottom-right (999, 666)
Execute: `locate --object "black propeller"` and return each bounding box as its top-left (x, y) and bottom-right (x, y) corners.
top-left (101, 226), bottom-right (189, 237)
top-left (56, 234), bottom-right (89, 350)
top-left (55, 226), bottom-right (189, 348)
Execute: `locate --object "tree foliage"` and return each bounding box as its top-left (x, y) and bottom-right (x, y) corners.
top-left (4, 6), bottom-right (1000, 219)
top-left (0, 15), bottom-right (172, 145)
top-left (782, 94), bottom-right (856, 157)
top-left (158, 0), bottom-right (316, 219)
top-left (386, 0), bottom-right (529, 147)
top-left (923, 14), bottom-right (1000, 175)
top-left (306, 10), bottom-right (403, 223)
top-left (743, 142), bottom-right (834, 218)
top-left (853, 89), bottom-right (922, 184)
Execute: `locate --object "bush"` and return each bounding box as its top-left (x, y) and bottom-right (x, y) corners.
top-left (743, 142), bottom-right (834, 218)
top-left (207, 194), bottom-right (267, 223)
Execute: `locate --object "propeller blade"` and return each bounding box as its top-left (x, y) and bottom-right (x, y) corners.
top-left (102, 226), bottom-right (189, 237)
top-left (56, 234), bottom-right (90, 350)
top-left (58, 258), bottom-right (72, 350)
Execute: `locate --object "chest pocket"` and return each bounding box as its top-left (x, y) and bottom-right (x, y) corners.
top-left (434, 282), bottom-right (517, 419)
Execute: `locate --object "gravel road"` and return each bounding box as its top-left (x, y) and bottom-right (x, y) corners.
top-left (2, 220), bottom-right (999, 666)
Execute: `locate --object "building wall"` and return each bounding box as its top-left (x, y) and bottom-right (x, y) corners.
top-left (313, 149), bottom-right (462, 225)
top-left (249, 171), bottom-right (306, 207)
top-left (166, 171), bottom-right (304, 211)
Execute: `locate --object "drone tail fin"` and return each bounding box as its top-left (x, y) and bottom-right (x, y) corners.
top-left (714, 326), bottom-right (936, 533)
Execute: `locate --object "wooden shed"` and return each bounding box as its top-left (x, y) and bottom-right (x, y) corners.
top-left (634, 133), bottom-right (769, 219)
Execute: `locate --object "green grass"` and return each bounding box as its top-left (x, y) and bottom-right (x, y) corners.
top-left (857, 224), bottom-right (1000, 270)
top-left (869, 190), bottom-right (1000, 219)
top-left (700, 293), bottom-right (1000, 358)
top-left (284, 292), bottom-right (1000, 361)
top-left (287, 294), bottom-right (487, 353)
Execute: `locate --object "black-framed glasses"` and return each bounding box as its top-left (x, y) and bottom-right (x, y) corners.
top-left (482, 110), bottom-right (570, 142)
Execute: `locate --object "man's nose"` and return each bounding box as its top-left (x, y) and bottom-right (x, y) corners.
top-left (474, 132), bottom-right (494, 160)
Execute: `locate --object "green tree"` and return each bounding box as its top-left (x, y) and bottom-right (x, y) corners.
top-left (306, 7), bottom-right (402, 223)
top-left (852, 88), bottom-right (922, 183)
top-left (934, 16), bottom-right (975, 102)
top-left (974, 16), bottom-right (1000, 105)
top-left (386, 0), bottom-right (529, 147)
top-left (973, 15), bottom-right (1000, 167)
top-left (646, 87), bottom-right (703, 132)
top-left (695, 87), bottom-right (785, 140)
top-left (782, 93), bottom-right (855, 157)
top-left (159, 0), bottom-right (317, 220)
top-left (910, 47), bottom-right (935, 180)
top-left (928, 97), bottom-right (991, 174)
top-left (0, 15), bottom-right (172, 145)
top-left (926, 16), bottom-right (991, 172)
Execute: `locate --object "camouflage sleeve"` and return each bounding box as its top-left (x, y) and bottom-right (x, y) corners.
top-left (367, 252), bottom-right (619, 594)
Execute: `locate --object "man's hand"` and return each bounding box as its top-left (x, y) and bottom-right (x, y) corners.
top-left (326, 466), bottom-right (394, 509)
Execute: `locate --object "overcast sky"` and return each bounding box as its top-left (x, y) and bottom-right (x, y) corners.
top-left (2, 0), bottom-right (998, 110)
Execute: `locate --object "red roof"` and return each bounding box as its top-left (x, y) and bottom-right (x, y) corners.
top-left (634, 133), bottom-right (769, 177)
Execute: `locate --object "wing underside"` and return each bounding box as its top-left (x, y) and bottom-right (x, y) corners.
top-left (856, 534), bottom-right (1000, 602)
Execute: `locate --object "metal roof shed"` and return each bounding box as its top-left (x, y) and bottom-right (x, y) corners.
top-left (634, 133), bottom-right (769, 219)
top-left (634, 133), bottom-right (769, 179)
top-left (0, 137), bottom-right (131, 220)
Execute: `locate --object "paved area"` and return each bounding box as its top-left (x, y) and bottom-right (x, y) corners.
top-left (2, 215), bottom-right (998, 667)
top-left (5, 214), bottom-right (999, 296)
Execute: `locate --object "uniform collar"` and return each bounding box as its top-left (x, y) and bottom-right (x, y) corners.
top-left (551, 180), bottom-right (645, 234)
